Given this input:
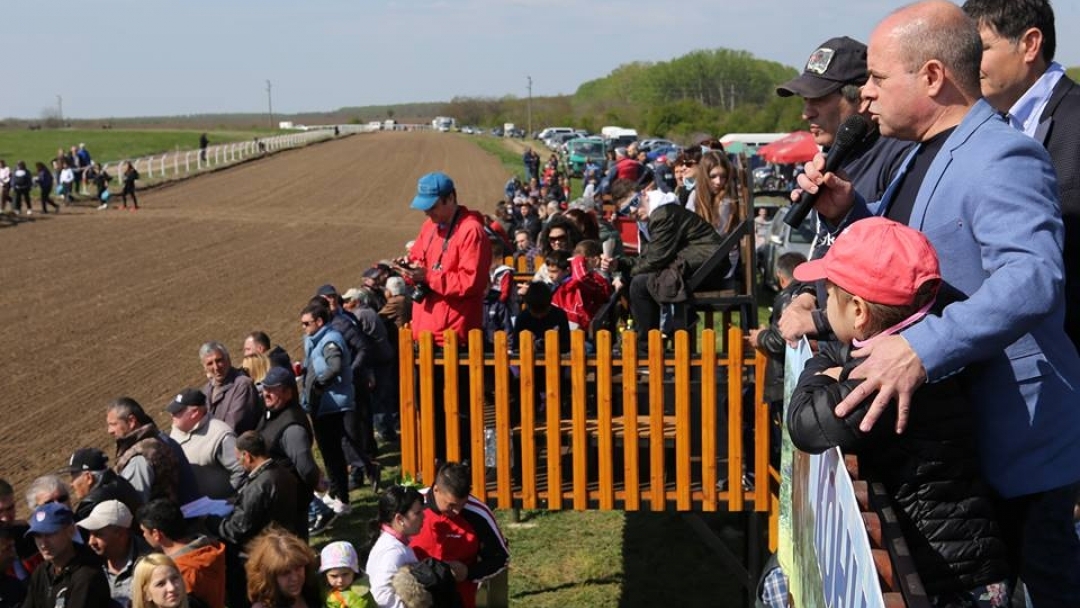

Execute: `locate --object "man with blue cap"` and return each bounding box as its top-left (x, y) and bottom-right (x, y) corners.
top-left (398, 172), bottom-right (492, 346)
top-left (23, 502), bottom-right (111, 607)
top-left (396, 171), bottom-right (492, 461)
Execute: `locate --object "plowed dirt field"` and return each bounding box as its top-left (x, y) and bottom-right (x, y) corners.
top-left (0, 131), bottom-right (507, 492)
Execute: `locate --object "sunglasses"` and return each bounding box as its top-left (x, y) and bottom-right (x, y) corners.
top-left (548, 234), bottom-right (568, 242)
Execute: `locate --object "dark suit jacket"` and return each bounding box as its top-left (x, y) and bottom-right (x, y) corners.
top-left (1037, 75), bottom-right (1080, 348)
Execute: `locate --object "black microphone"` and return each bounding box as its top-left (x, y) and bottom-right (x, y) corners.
top-left (784, 114), bottom-right (875, 228)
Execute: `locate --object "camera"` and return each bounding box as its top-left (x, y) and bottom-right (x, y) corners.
top-left (410, 282), bottom-right (429, 303)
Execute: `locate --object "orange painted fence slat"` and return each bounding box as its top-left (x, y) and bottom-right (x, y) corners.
top-left (399, 327), bottom-right (770, 516)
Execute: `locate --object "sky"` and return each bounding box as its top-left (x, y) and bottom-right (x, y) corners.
top-left (5, 0), bottom-right (1080, 119)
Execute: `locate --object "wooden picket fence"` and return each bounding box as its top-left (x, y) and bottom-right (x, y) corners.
top-left (398, 326), bottom-right (775, 518)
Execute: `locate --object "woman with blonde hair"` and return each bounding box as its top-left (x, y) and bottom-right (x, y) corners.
top-left (246, 526), bottom-right (320, 608)
top-left (242, 352), bottom-right (272, 386)
top-left (132, 553), bottom-right (189, 608)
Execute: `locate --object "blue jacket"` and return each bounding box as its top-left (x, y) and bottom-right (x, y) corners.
top-left (849, 99), bottom-right (1080, 498)
top-left (301, 325), bottom-right (355, 417)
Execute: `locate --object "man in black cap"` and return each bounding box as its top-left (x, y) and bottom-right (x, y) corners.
top-left (65, 448), bottom-right (142, 522)
top-left (167, 388), bottom-right (246, 500)
top-left (254, 366), bottom-right (321, 534)
top-left (775, 36), bottom-right (914, 343)
top-left (22, 503), bottom-right (111, 608)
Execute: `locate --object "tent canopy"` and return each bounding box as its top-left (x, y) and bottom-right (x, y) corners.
top-left (757, 131), bottom-right (820, 164)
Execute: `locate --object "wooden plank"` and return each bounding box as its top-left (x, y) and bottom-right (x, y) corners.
top-left (399, 327), bottom-right (418, 477)
top-left (753, 350), bottom-right (770, 511)
top-left (648, 330), bottom-right (666, 511)
top-left (492, 331), bottom-right (512, 509)
top-left (675, 331), bottom-right (692, 510)
top-left (444, 332), bottom-right (461, 466)
top-left (571, 331), bottom-right (588, 510)
top-left (468, 331), bottom-right (487, 486)
top-left (418, 332), bottom-right (437, 487)
top-left (727, 326), bottom-right (745, 512)
top-left (596, 330), bottom-right (614, 510)
top-left (621, 338), bottom-right (641, 511)
top-left (518, 335), bottom-right (538, 509)
top-left (700, 329), bottom-right (718, 511)
top-left (544, 332), bottom-right (563, 510)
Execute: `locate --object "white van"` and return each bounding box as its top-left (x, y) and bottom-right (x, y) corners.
top-left (538, 127), bottom-right (574, 141)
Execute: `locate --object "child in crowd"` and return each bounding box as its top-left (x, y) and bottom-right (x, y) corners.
top-left (787, 217), bottom-right (1009, 607)
top-left (320, 541), bottom-right (375, 608)
top-left (546, 242), bottom-right (613, 332)
top-left (58, 160), bottom-right (75, 203)
top-left (513, 281), bottom-right (569, 354)
top-left (483, 238), bottom-right (516, 348)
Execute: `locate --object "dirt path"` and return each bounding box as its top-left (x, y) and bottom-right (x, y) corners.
top-left (0, 131), bottom-right (509, 494)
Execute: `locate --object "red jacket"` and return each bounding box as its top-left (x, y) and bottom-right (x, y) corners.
top-left (614, 157), bottom-right (643, 182)
top-left (410, 489), bottom-right (510, 608)
top-left (408, 205), bottom-right (493, 345)
top-left (550, 256), bottom-right (614, 330)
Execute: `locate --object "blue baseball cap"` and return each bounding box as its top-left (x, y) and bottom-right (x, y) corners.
top-left (26, 502), bottom-right (74, 536)
top-left (261, 365), bottom-right (297, 389)
top-left (410, 172), bottom-right (455, 211)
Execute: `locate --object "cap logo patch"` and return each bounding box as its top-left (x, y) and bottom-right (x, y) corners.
top-left (806, 47), bottom-right (835, 75)
top-left (35, 511), bottom-right (46, 522)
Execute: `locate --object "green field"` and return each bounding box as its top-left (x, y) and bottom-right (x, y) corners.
top-left (0, 128), bottom-right (280, 166)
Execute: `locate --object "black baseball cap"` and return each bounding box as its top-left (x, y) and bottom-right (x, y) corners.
top-left (777, 36), bottom-right (868, 99)
top-left (64, 447), bottom-right (109, 474)
top-left (166, 388), bottom-right (207, 414)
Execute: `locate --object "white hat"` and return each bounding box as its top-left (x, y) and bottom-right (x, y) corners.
top-left (77, 500), bottom-right (133, 531)
top-left (319, 540), bottom-right (359, 573)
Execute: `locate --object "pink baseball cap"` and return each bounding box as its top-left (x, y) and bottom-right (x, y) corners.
top-left (793, 217), bottom-right (940, 306)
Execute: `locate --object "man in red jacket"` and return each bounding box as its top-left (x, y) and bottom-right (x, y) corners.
top-left (410, 462), bottom-right (509, 608)
top-left (398, 172), bottom-right (493, 461)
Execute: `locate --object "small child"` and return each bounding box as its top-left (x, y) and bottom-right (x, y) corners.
top-left (513, 281), bottom-right (570, 354)
top-left (787, 217), bottom-right (1009, 606)
top-left (546, 245), bottom-right (613, 332)
top-left (484, 237), bottom-right (516, 347)
top-left (320, 541), bottom-right (375, 608)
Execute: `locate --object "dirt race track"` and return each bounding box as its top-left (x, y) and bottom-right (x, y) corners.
top-left (0, 131), bottom-right (508, 496)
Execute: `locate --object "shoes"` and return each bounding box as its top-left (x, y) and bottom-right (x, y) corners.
top-left (25, 209), bottom-right (32, 216)
top-left (320, 493), bottom-right (352, 515)
top-left (308, 511), bottom-right (336, 536)
top-left (97, 203), bottom-right (108, 210)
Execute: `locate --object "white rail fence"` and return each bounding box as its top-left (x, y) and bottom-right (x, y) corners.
top-left (93, 124), bottom-right (374, 189)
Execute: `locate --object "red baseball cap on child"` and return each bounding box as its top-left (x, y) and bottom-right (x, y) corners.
top-left (793, 217), bottom-right (940, 306)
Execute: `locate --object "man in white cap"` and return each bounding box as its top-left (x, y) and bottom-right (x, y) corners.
top-left (77, 499), bottom-right (148, 607)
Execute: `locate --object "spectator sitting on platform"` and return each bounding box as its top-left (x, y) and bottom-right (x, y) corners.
top-left (786, 217), bottom-right (1009, 603)
top-left (546, 246), bottom-right (612, 332)
top-left (513, 281), bottom-right (570, 354)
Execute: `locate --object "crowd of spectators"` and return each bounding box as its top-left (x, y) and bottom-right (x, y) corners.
top-left (0, 144), bottom-right (141, 223)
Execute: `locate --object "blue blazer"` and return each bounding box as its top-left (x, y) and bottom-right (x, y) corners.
top-left (852, 99), bottom-right (1080, 498)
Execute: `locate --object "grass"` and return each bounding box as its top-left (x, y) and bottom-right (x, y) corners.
top-left (0, 128), bottom-right (280, 167)
top-left (312, 440), bottom-right (751, 607)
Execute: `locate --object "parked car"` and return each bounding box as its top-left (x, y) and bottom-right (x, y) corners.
top-left (562, 137), bottom-right (608, 177)
top-left (491, 126), bottom-right (504, 137)
top-left (756, 194), bottom-right (814, 292)
top-left (544, 132), bottom-right (578, 150)
top-left (639, 139), bottom-right (676, 153)
top-left (646, 145), bottom-right (683, 162)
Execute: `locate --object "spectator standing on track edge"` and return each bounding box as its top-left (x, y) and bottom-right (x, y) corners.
top-left (396, 172), bottom-right (492, 463)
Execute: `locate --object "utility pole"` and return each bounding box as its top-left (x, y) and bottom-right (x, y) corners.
top-left (266, 80), bottom-right (273, 129)
top-left (526, 75), bottom-right (533, 136)
top-left (57, 95), bottom-right (63, 126)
